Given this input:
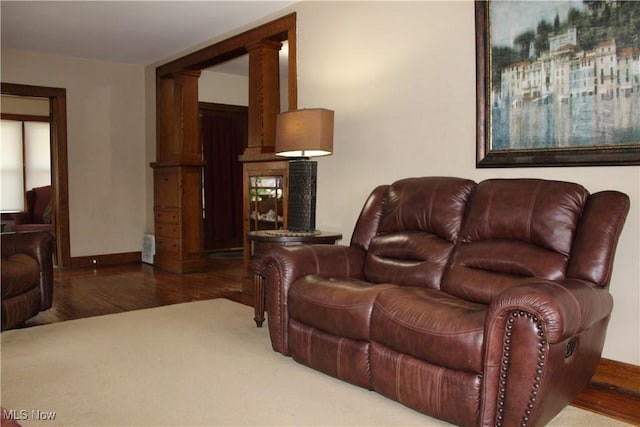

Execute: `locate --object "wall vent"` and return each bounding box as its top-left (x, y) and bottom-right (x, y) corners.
top-left (142, 234), bottom-right (155, 264)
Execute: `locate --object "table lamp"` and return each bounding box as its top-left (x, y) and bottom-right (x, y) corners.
top-left (275, 108), bottom-right (334, 232)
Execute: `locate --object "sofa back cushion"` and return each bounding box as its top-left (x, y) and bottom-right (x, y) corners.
top-left (363, 177), bottom-right (476, 288)
top-left (351, 185), bottom-right (389, 252)
top-left (442, 179), bottom-right (589, 304)
top-left (567, 190), bottom-right (629, 286)
top-left (28, 186), bottom-right (52, 224)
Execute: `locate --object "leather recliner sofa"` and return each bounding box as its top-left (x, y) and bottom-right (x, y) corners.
top-left (260, 177), bottom-right (629, 427)
top-left (1, 231), bottom-right (56, 330)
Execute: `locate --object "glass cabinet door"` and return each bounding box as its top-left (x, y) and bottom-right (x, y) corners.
top-left (249, 175), bottom-right (284, 231)
top-left (242, 160), bottom-right (289, 275)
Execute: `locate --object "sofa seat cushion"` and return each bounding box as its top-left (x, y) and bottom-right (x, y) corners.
top-left (289, 275), bottom-right (396, 341)
top-left (370, 342), bottom-right (482, 427)
top-left (371, 287), bottom-right (486, 373)
top-left (1, 254), bottom-right (40, 299)
top-left (288, 320), bottom-right (373, 389)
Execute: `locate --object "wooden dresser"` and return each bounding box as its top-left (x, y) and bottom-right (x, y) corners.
top-left (152, 162), bottom-right (205, 273)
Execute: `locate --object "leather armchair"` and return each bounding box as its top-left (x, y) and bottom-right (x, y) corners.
top-left (11, 185), bottom-right (53, 232)
top-left (260, 177), bottom-right (629, 427)
top-left (1, 231), bottom-right (55, 330)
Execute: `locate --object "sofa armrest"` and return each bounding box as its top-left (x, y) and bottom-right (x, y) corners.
top-left (481, 279), bottom-right (613, 426)
top-left (487, 278), bottom-right (613, 344)
top-left (1, 231), bottom-right (56, 309)
top-left (260, 244), bottom-right (366, 355)
top-left (259, 243), bottom-right (366, 285)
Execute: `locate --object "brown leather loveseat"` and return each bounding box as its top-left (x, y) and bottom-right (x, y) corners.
top-left (1, 231), bottom-right (55, 330)
top-left (260, 177), bottom-right (629, 427)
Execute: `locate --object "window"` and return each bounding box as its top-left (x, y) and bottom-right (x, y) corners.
top-left (1, 121), bottom-right (24, 211)
top-left (24, 122), bottom-right (51, 189)
top-left (0, 119), bottom-right (51, 212)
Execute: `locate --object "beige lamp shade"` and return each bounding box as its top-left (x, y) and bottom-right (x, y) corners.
top-left (275, 108), bottom-right (334, 158)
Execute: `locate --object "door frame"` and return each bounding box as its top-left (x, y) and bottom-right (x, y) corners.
top-left (1, 82), bottom-right (71, 268)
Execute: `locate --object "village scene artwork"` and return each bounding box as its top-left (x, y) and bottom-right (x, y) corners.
top-left (489, 0), bottom-right (640, 151)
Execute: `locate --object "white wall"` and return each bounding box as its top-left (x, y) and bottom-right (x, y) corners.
top-left (1, 48), bottom-right (146, 257)
top-left (199, 70), bottom-right (248, 105)
top-left (296, 1), bottom-right (639, 365)
top-left (198, 69), bottom-right (288, 109)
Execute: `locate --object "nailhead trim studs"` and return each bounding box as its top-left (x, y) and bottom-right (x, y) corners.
top-left (495, 310), bottom-right (546, 427)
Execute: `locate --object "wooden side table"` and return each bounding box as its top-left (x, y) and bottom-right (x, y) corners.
top-left (248, 230), bottom-right (342, 327)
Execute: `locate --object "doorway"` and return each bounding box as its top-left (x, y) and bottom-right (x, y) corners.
top-left (200, 103), bottom-right (248, 251)
top-left (0, 83), bottom-right (71, 267)
top-left (152, 13), bottom-right (297, 273)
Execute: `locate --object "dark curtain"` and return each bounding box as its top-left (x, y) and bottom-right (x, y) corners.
top-left (201, 108), bottom-right (247, 250)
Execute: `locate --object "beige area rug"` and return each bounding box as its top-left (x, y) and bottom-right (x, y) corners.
top-left (1, 299), bottom-right (632, 427)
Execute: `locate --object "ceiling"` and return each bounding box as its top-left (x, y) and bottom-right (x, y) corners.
top-left (0, 1), bottom-right (296, 73)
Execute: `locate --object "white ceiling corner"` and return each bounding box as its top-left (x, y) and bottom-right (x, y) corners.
top-left (0, 1), bottom-right (296, 67)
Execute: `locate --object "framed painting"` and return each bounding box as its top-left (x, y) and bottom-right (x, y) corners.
top-left (476, 0), bottom-right (640, 167)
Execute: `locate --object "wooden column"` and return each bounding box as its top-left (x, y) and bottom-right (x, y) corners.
top-left (239, 40), bottom-right (289, 280)
top-left (152, 69), bottom-right (205, 273)
top-left (245, 39), bottom-right (282, 155)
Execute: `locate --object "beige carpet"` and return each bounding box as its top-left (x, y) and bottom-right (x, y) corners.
top-left (1, 299), bottom-right (631, 427)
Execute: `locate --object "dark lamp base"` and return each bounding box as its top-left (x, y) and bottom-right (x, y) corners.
top-left (287, 160), bottom-right (317, 232)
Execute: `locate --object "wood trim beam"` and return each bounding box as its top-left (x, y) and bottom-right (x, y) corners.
top-left (156, 13), bottom-right (296, 78)
top-left (1, 113), bottom-right (50, 122)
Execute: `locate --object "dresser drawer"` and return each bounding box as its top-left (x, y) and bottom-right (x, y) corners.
top-left (155, 210), bottom-right (179, 224)
top-left (155, 235), bottom-right (180, 254)
top-left (155, 221), bottom-right (179, 238)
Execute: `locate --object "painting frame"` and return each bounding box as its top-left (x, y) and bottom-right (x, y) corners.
top-left (476, 1), bottom-right (640, 168)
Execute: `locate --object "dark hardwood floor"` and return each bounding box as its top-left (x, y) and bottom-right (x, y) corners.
top-left (25, 254), bottom-right (253, 327)
top-left (19, 256), bottom-right (640, 425)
